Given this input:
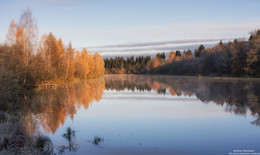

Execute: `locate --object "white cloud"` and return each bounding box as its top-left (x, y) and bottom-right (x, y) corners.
top-left (85, 38), bottom-right (238, 49)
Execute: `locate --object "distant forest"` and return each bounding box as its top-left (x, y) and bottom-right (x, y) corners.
top-left (104, 30), bottom-right (260, 77)
top-left (0, 9), bottom-right (105, 91)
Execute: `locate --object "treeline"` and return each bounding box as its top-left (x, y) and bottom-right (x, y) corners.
top-left (0, 9), bottom-right (104, 90)
top-left (103, 51), bottom-right (193, 74)
top-left (104, 56), bottom-right (151, 74)
top-left (157, 32), bottom-right (260, 77)
top-left (104, 30), bottom-right (260, 77)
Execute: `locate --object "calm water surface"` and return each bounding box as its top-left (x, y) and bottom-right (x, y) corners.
top-left (27, 75), bottom-right (260, 155)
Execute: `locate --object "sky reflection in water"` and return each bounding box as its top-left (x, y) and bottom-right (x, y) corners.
top-left (28, 75), bottom-right (260, 155)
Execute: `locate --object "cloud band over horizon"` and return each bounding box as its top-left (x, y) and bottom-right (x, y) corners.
top-left (82, 37), bottom-right (245, 58)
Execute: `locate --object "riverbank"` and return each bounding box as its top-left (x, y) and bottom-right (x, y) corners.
top-left (104, 73), bottom-right (260, 81)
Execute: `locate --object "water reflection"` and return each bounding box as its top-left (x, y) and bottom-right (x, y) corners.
top-left (104, 75), bottom-right (260, 126)
top-left (1, 75), bottom-right (260, 154)
top-left (14, 75), bottom-right (260, 136)
top-left (20, 78), bottom-right (105, 137)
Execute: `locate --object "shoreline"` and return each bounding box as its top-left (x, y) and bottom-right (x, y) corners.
top-left (103, 73), bottom-right (260, 81)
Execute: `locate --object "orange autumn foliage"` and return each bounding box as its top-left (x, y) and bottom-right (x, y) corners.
top-left (168, 51), bottom-right (176, 62)
top-left (2, 10), bottom-right (105, 87)
top-left (23, 78), bottom-right (105, 134)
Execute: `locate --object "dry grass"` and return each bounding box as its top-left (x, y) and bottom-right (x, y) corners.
top-left (0, 112), bottom-right (53, 155)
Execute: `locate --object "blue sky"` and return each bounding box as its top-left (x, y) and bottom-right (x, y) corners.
top-left (0, 0), bottom-right (260, 57)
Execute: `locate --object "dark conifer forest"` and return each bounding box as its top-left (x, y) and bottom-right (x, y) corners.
top-left (104, 30), bottom-right (260, 77)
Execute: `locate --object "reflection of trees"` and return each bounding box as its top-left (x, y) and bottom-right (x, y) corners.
top-left (20, 78), bottom-right (105, 135)
top-left (166, 78), bottom-right (260, 122)
top-left (105, 75), bottom-right (164, 92)
top-left (105, 75), bottom-right (260, 126)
